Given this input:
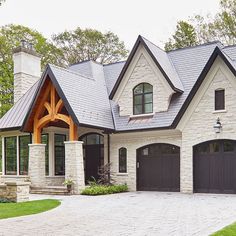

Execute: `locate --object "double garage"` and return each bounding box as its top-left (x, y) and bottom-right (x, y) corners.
top-left (137, 140), bottom-right (236, 193)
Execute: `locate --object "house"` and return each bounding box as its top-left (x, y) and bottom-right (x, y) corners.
top-left (0, 35), bottom-right (236, 194)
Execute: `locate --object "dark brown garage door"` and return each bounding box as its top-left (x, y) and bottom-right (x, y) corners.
top-left (137, 143), bottom-right (180, 191)
top-left (194, 140), bottom-right (236, 194)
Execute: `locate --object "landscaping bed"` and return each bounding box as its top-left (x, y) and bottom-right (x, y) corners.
top-left (212, 222), bottom-right (236, 236)
top-left (0, 199), bottom-right (60, 219)
top-left (81, 184), bottom-right (128, 196)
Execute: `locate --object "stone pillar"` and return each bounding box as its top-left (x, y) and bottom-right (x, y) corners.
top-left (28, 144), bottom-right (46, 187)
top-left (5, 182), bottom-right (30, 202)
top-left (64, 141), bottom-right (85, 194)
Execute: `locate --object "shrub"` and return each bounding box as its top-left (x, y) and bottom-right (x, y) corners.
top-left (81, 184), bottom-right (128, 196)
top-left (0, 198), bottom-right (13, 203)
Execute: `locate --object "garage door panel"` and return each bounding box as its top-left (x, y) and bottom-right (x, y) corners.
top-left (194, 140), bottom-right (236, 194)
top-left (137, 144), bottom-right (180, 192)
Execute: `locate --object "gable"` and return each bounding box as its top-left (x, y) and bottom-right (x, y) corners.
top-left (177, 56), bottom-right (236, 132)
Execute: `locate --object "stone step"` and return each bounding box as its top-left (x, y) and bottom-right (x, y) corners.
top-left (30, 186), bottom-right (69, 195)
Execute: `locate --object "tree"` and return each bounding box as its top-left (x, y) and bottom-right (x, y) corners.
top-left (0, 24), bottom-right (62, 117)
top-left (0, 0), bottom-right (5, 6)
top-left (165, 0), bottom-right (236, 50)
top-left (165, 21), bottom-right (198, 51)
top-left (52, 27), bottom-right (128, 65)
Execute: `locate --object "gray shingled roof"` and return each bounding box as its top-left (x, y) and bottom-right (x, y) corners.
top-left (1, 37), bottom-right (236, 132)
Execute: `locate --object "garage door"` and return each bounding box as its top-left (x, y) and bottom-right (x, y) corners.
top-left (193, 140), bottom-right (236, 193)
top-left (137, 143), bottom-right (180, 191)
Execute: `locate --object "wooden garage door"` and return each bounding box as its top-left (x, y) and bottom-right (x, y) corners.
top-left (137, 144), bottom-right (180, 191)
top-left (193, 140), bottom-right (236, 193)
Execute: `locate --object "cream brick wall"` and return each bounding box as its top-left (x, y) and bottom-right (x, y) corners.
top-left (115, 45), bottom-right (174, 116)
top-left (110, 130), bottom-right (181, 191)
top-left (179, 57), bottom-right (236, 193)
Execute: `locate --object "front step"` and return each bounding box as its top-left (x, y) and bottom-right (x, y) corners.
top-left (30, 186), bottom-right (69, 195)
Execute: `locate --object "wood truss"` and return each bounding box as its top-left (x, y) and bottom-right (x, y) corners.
top-left (33, 82), bottom-right (78, 143)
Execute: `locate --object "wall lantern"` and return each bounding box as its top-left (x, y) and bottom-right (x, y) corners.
top-left (214, 117), bottom-right (222, 133)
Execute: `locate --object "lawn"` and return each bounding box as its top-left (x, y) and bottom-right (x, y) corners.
top-left (0, 199), bottom-right (60, 219)
top-left (212, 222), bottom-right (236, 236)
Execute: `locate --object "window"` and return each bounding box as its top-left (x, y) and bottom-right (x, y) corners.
top-left (133, 83), bottom-right (153, 115)
top-left (19, 136), bottom-right (31, 175)
top-left (54, 134), bottom-right (66, 176)
top-left (215, 89), bottom-right (225, 110)
top-left (119, 147), bottom-right (127, 173)
top-left (5, 137), bottom-right (17, 175)
top-left (81, 134), bottom-right (104, 145)
top-left (41, 134), bottom-right (49, 176)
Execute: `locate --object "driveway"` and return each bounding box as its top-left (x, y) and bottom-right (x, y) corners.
top-left (1, 192), bottom-right (236, 236)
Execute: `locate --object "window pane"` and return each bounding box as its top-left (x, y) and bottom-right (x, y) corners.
top-left (42, 134), bottom-right (49, 175)
top-left (19, 136), bottom-right (31, 175)
top-left (144, 103), bottom-right (153, 113)
top-left (134, 104), bottom-right (142, 115)
top-left (144, 83), bottom-right (152, 93)
top-left (119, 148), bottom-right (127, 173)
top-left (215, 89), bottom-right (225, 110)
top-left (134, 84), bottom-right (143, 94)
top-left (86, 134), bottom-right (101, 145)
top-left (209, 142), bottom-right (219, 153)
top-left (5, 137), bottom-right (17, 175)
top-left (144, 93), bottom-right (152, 103)
top-left (224, 140), bottom-right (234, 152)
top-left (134, 95), bottom-right (142, 105)
top-left (55, 134), bottom-right (66, 176)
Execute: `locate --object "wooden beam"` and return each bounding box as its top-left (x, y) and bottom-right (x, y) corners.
top-left (55, 99), bottom-right (63, 113)
top-left (69, 116), bottom-right (78, 141)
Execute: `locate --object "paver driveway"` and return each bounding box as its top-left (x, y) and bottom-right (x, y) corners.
top-left (1, 192), bottom-right (236, 236)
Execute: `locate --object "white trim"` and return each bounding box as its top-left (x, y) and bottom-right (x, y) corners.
top-left (130, 113), bottom-right (154, 118)
top-left (212, 109), bottom-right (227, 114)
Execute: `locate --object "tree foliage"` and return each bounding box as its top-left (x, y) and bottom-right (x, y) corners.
top-left (165, 0), bottom-right (236, 50)
top-left (0, 0), bottom-right (5, 6)
top-left (52, 27), bottom-right (128, 65)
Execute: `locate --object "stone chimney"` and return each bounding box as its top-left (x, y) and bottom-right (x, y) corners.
top-left (13, 40), bottom-right (41, 103)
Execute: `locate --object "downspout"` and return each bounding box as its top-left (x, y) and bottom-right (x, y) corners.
top-left (108, 133), bottom-right (110, 183)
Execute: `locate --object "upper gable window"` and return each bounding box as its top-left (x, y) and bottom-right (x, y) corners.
top-left (133, 83), bottom-right (153, 115)
top-left (215, 89), bottom-right (225, 110)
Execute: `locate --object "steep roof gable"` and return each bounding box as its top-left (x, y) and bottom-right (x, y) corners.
top-left (109, 35), bottom-right (184, 99)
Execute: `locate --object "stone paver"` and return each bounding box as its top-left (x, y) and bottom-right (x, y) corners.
top-left (1, 192), bottom-right (236, 236)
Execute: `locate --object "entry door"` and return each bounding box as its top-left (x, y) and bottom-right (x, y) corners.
top-left (84, 145), bottom-right (101, 182)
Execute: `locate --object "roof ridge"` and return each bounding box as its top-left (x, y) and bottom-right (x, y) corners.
top-left (103, 61), bottom-right (126, 66)
top-left (167, 41), bottom-right (223, 53)
top-left (140, 35), bottom-right (165, 52)
top-left (223, 44), bottom-right (236, 49)
top-left (49, 64), bottom-right (94, 80)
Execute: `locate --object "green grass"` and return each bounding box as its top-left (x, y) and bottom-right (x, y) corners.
top-left (0, 199), bottom-right (60, 219)
top-left (212, 222), bottom-right (236, 236)
top-left (81, 184), bottom-right (128, 196)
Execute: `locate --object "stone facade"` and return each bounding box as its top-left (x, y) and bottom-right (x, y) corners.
top-left (0, 182), bottom-right (30, 202)
top-left (179, 57), bottom-right (236, 193)
top-left (110, 130), bottom-right (181, 191)
top-left (116, 45), bottom-right (174, 116)
top-left (28, 144), bottom-right (46, 187)
top-left (64, 141), bottom-right (85, 194)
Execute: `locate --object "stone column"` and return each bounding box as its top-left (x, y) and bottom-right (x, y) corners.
top-left (64, 141), bottom-right (85, 194)
top-left (28, 144), bottom-right (46, 187)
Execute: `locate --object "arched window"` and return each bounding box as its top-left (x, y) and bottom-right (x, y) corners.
top-left (119, 147), bottom-right (127, 173)
top-left (133, 83), bottom-right (153, 115)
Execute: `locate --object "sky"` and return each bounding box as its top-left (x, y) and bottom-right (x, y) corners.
top-left (0, 0), bottom-right (220, 50)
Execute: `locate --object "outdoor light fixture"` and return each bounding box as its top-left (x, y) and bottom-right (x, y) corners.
top-left (214, 117), bottom-right (222, 133)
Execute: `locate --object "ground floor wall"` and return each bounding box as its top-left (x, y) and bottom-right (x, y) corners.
top-left (110, 130), bottom-right (182, 191)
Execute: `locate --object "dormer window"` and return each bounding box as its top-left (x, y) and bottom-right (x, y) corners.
top-left (133, 83), bottom-right (153, 115)
top-left (215, 89), bottom-right (225, 111)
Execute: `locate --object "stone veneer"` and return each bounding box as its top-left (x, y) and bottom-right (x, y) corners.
top-left (28, 144), bottom-right (46, 187)
top-left (64, 141), bottom-right (85, 194)
top-left (117, 46), bottom-right (174, 116)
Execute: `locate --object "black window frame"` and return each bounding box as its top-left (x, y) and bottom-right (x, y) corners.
top-left (54, 134), bottom-right (66, 176)
top-left (215, 89), bottom-right (225, 111)
top-left (4, 136), bottom-right (17, 175)
top-left (119, 147), bottom-right (127, 173)
top-left (41, 133), bottom-right (49, 176)
top-left (19, 135), bottom-right (31, 175)
top-left (133, 83), bottom-right (153, 115)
